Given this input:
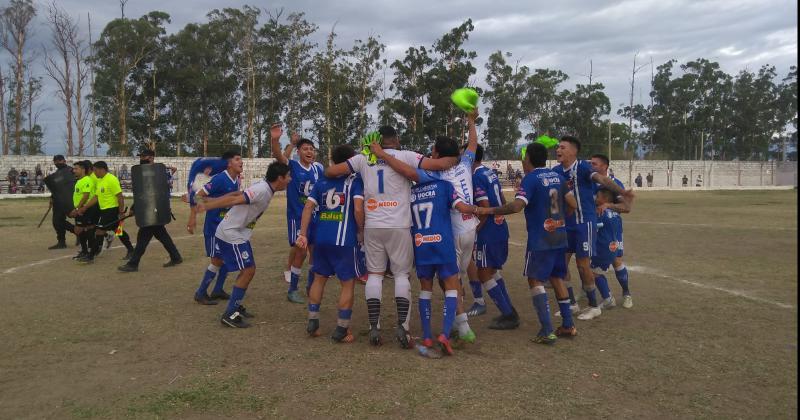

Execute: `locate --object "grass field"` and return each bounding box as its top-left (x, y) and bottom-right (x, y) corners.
top-left (0, 190), bottom-right (796, 419)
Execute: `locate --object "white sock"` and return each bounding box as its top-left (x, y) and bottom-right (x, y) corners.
top-left (455, 313), bottom-right (471, 335)
top-left (283, 270), bottom-right (291, 283)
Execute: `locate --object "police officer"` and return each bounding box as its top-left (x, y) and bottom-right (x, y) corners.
top-left (118, 149), bottom-right (183, 272)
top-left (47, 155), bottom-right (75, 249)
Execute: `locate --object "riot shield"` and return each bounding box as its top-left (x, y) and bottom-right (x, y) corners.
top-left (131, 163), bottom-right (172, 227)
top-left (44, 167), bottom-right (76, 214)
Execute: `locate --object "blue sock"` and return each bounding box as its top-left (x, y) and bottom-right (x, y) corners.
top-left (567, 284), bottom-right (576, 304)
top-left (595, 275), bottom-right (611, 299)
top-left (496, 277), bottom-right (513, 307)
top-left (288, 266), bottom-right (301, 293)
top-left (558, 299), bottom-right (574, 328)
top-left (195, 264), bottom-right (219, 296)
top-left (469, 280), bottom-right (483, 299)
top-left (337, 309), bottom-right (352, 328)
top-left (308, 303), bottom-right (320, 319)
top-left (585, 287), bottom-right (598, 307)
top-left (211, 266), bottom-right (229, 295)
top-left (615, 266), bottom-right (630, 295)
top-left (418, 291), bottom-right (432, 340)
top-left (443, 290), bottom-right (458, 338)
top-left (531, 286), bottom-right (553, 336)
top-left (225, 286), bottom-right (247, 315)
top-left (306, 268), bottom-right (315, 294)
top-left (486, 279), bottom-right (513, 316)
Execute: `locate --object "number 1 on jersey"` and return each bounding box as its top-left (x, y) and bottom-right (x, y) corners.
top-left (377, 169), bottom-right (385, 193)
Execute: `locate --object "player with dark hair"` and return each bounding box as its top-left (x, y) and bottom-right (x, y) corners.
top-left (271, 129), bottom-right (324, 304)
top-left (196, 156), bottom-right (292, 328)
top-left (296, 144), bottom-right (365, 343)
top-left (590, 154), bottom-right (633, 308)
top-left (476, 143), bottom-right (578, 344)
top-left (591, 188), bottom-right (626, 309)
top-left (188, 151), bottom-right (243, 304)
top-left (469, 144), bottom-right (519, 328)
top-left (552, 136), bottom-right (633, 320)
top-left (76, 161), bottom-right (135, 259)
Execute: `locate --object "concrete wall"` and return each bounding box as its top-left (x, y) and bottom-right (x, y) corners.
top-left (1, 155), bottom-right (796, 195)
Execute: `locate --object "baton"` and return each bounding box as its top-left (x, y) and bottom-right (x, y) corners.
top-left (36, 203), bottom-right (52, 228)
top-left (97, 206), bottom-right (131, 230)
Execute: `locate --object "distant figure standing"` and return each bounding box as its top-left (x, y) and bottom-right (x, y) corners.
top-left (35, 164), bottom-right (44, 188)
top-left (635, 173), bottom-right (642, 188)
top-left (695, 175), bottom-right (702, 187)
top-left (682, 175), bottom-right (688, 187)
top-left (7, 167), bottom-right (18, 193)
top-left (646, 172), bottom-right (653, 187)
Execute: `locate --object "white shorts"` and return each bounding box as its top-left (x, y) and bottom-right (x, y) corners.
top-left (364, 228), bottom-right (413, 275)
top-left (454, 230), bottom-right (476, 278)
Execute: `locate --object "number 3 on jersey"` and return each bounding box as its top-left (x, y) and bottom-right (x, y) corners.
top-left (412, 202), bottom-right (433, 229)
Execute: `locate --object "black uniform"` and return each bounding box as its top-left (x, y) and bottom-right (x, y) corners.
top-left (50, 163), bottom-right (75, 246)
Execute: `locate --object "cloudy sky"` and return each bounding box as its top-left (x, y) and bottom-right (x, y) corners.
top-left (3, 0), bottom-right (797, 154)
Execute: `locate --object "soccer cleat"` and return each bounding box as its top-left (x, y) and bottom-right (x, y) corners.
top-left (555, 326), bottom-right (578, 338)
top-left (194, 293), bottom-right (218, 305)
top-left (77, 255), bottom-right (94, 264)
top-left (307, 319), bottom-right (321, 337)
top-left (72, 251), bottom-right (87, 260)
top-left (236, 305), bottom-right (254, 318)
top-left (577, 306), bottom-right (602, 321)
top-left (531, 333), bottom-right (557, 345)
top-left (368, 326), bottom-right (382, 346)
top-left (48, 242), bottom-right (67, 250)
top-left (121, 250), bottom-right (133, 261)
top-left (117, 263), bottom-right (138, 272)
top-left (416, 342), bottom-right (443, 359)
top-left (437, 334), bottom-right (454, 356)
top-left (331, 326), bottom-right (355, 343)
top-left (458, 329), bottom-right (477, 344)
top-left (599, 296), bottom-right (616, 310)
top-left (488, 313), bottom-right (520, 330)
top-left (287, 291), bottom-right (305, 304)
top-left (209, 290), bottom-right (231, 300)
top-left (162, 258), bottom-right (183, 268)
top-left (555, 303), bottom-right (580, 318)
top-left (622, 295), bottom-right (633, 309)
top-left (466, 302), bottom-right (487, 317)
top-left (395, 324), bottom-right (414, 349)
top-left (220, 311), bottom-right (250, 328)
top-left (105, 232), bottom-right (114, 249)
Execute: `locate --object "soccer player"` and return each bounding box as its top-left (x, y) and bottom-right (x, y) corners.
top-left (552, 136), bottom-right (633, 321)
top-left (69, 160), bottom-right (95, 262)
top-left (476, 143), bottom-right (578, 344)
top-left (295, 145), bottom-right (365, 343)
top-left (76, 161), bottom-right (135, 259)
top-left (470, 144), bottom-right (519, 329)
top-left (324, 126), bottom-right (457, 348)
top-left (590, 154), bottom-right (633, 308)
top-left (591, 188), bottom-right (626, 310)
top-left (195, 160), bottom-right (292, 328)
top-left (271, 130), bottom-right (324, 304)
top-left (188, 151), bottom-right (243, 304)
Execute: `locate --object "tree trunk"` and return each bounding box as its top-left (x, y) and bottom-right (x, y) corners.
top-left (118, 78), bottom-right (127, 156)
top-left (15, 46), bottom-right (24, 154)
top-left (0, 67), bottom-right (6, 155)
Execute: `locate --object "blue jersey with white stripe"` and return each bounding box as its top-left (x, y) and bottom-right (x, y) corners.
top-left (287, 159), bottom-right (324, 221)
top-left (593, 176), bottom-right (625, 235)
top-left (201, 170), bottom-right (240, 236)
top-left (307, 174), bottom-right (364, 247)
top-left (473, 165), bottom-right (509, 243)
top-left (410, 180), bottom-right (462, 266)
top-left (596, 208), bottom-right (623, 257)
top-left (552, 160), bottom-right (597, 225)
top-left (515, 168), bottom-right (568, 251)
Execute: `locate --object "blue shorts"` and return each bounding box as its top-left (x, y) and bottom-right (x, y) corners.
top-left (416, 262), bottom-right (460, 280)
top-left (523, 248), bottom-right (567, 281)
top-left (287, 217), bottom-right (315, 247)
top-left (204, 233), bottom-right (218, 258)
top-left (213, 238), bottom-right (254, 272)
top-left (617, 239), bottom-right (624, 258)
top-left (313, 244), bottom-right (364, 281)
top-left (567, 222), bottom-right (597, 258)
top-left (592, 240), bottom-right (621, 270)
top-left (473, 240), bottom-right (508, 269)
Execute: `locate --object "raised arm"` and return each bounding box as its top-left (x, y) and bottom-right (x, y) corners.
top-left (418, 156), bottom-right (458, 171)
top-left (465, 108), bottom-right (478, 154)
top-left (269, 123), bottom-right (288, 165)
top-left (283, 132), bottom-right (299, 161)
top-left (592, 172), bottom-right (635, 201)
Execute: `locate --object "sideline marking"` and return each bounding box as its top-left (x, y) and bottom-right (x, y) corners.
top-left (507, 241), bottom-right (794, 310)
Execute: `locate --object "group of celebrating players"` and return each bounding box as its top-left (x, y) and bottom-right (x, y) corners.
top-left (188, 108), bottom-right (635, 356)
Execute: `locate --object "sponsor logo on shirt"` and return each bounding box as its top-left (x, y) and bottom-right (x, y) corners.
top-left (608, 241), bottom-right (619, 252)
top-left (414, 233), bottom-right (442, 247)
top-left (543, 218), bottom-right (565, 232)
top-left (366, 198), bottom-right (399, 211)
top-left (493, 215), bottom-right (505, 225)
top-left (319, 211), bottom-right (344, 222)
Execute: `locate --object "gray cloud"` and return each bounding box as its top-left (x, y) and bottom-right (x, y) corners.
top-left (2, 0), bottom-right (795, 154)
